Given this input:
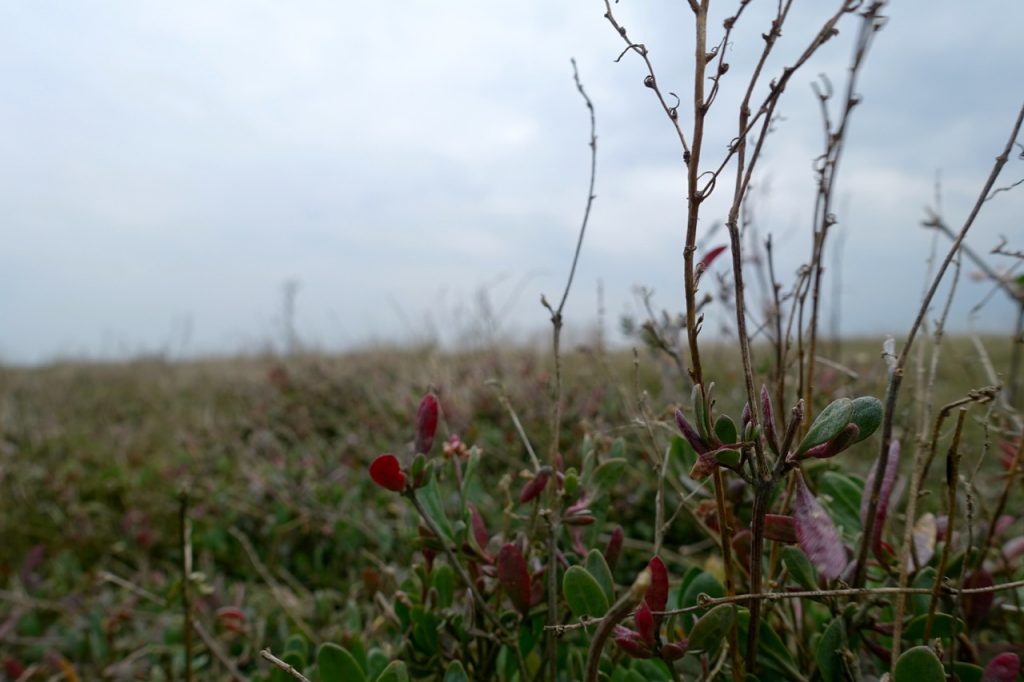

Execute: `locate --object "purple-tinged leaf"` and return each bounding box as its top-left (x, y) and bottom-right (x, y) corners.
top-left (793, 472), bottom-right (847, 580)
top-left (496, 543), bottom-right (531, 615)
top-left (860, 440), bottom-right (900, 554)
top-left (604, 526), bottom-right (624, 570)
top-left (688, 452), bottom-right (719, 481)
top-left (645, 556), bottom-right (669, 613)
top-left (801, 423), bottom-right (860, 460)
top-left (741, 402), bottom-right (752, 429)
top-left (963, 570), bottom-right (995, 629)
top-left (795, 398), bottom-right (853, 456)
top-left (414, 393), bottom-right (439, 455)
top-left (983, 652), bottom-right (1020, 682)
top-left (634, 602), bottom-right (656, 646)
top-left (675, 408), bottom-right (708, 454)
top-left (760, 385), bottom-right (780, 455)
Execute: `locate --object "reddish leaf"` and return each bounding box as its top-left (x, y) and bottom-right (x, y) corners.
top-left (519, 467), bottom-right (552, 503)
top-left (963, 570), bottom-right (995, 629)
top-left (793, 472), bottom-right (847, 580)
top-left (604, 526), bottom-right (624, 570)
top-left (983, 652), bottom-right (1020, 682)
top-left (700, 245), bottom-right (728, 271)
top-left (645, 556), bottom-right (669, 613)
top-left (764, 514), bottom-right (798, 544)
top-left (675, 409), bottom-right (709, 454)
top-left (564, 514), bottom-right (596, 526)
top-left (414, 393), bottom-right (439, 454)
top-left (4, 658), bottom-right (26, 679)
top-left (369, 454), bottom-right (406, 492)
top-left (613, 626), bottom-right (654, 658)
top-left (860, 440), bottom-right (900, 555)
top-left (660, 640), bottom-right (689, 662)
top-left (634, 602), bottom-right (656, 645)
top-left (467, 503), bottom-right (490, 557)
top-left (802, 423), bottom-right (860, 460)
top-left (496, 544), bottom-right (532, 615)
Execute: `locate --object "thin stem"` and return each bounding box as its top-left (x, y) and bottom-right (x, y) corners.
top-left (585, 569), bottom-right (650, 682)
top-left (179, 491), bottom-right (194, 682)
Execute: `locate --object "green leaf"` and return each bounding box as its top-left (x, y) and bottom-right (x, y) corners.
top-left (893, 646), bottom-right (945, 682)
top-left (815, 617), bottom-right (846, 682)
top-left (609, 437), bottom-right (627, 460)
top-left (736, 609), bottom-right (804, 681)
top-left (668, 436), bottom-right (698, 479)
top-left (687, 604), bottom-right (735, 654)
top-left (366, 649), bottom-right (389, 681)
top-left (443, 661), bottom-right (470, 682)
top-left (432, 563), bottom-right (456, 609)
top-left (418, 476), bottom-right (454, 542)
top-left (585, 549), bottom-right (615, 603)
top-left (910, 568), bottom-right (937, 615)
top-left (693, 384), bottom-right (710, 439)
top-left (679, 571), bottom-right (725, 616)
top-left (951, 662), bottom-right (983, 682)
top-left (713, 448), bottom-right (742, 467)
top-left (593, 458), bottom-right (628, 492)
top-left (903, 612), bottom-right (964, 639)
top-left (374, 661), bottom-right (409, 682)
top-left (318, 643), bottom-right (366, 682)
top-left (563, 565), bottom-right (610, 618)
top-left (818, 472), bottom-right (863, 538)
top-left (781, 546), bottom-right (818, 590)
top-left (848, 396), bottom-right (883, 443)
top-left (714, 414), bottom-right (738, 445)
top-left (284, 634), bottom-right (309, 664)
top-left (796, 399), bottom-right (853, 456)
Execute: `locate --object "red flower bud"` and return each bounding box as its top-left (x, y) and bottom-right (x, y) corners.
top-left (415, 393), bottom-right (439, 454)
top-left (496, 543), bottom-right (532, 615)
top-left (613, 626), bottom-right (654, 658)
top-left (660, 640), bottom-right (689, 662)
top-left (519, 466), bottom-right (552, 503)
top-left (634, 602), bottom-right (656, 645)
top-left (604, 526), bottom-right (624, 570)
top-left (369, 454), bottom-right (406, 492)
top-left (645, 556), bottom-right (668, 613)
top-left (983, 652), bottom-right (1020, 682)
top-left (764, 514), bottom-right (798, 544)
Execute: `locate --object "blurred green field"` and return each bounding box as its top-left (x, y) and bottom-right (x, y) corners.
top-left (0, 334), bottom-right (1018, 679)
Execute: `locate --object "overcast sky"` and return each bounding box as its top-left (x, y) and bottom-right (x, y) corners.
top-left (1, 1), bottom-right (1022, 365)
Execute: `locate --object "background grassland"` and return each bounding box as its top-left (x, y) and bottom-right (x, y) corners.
top-left (0, 334), bottom-right (1016, 679)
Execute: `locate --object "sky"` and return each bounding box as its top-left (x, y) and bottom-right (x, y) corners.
top-left (1, 1), bottom-right (1022, 365)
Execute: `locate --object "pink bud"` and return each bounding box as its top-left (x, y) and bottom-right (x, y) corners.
top-left (518, 467), bottom-right (552, 503)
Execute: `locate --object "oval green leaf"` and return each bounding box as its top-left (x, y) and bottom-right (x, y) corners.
top-left (687, 604), bottom-right (735, 653)
top-left (848, 396), bottom-right (883, 443)
top-left (903, 612), bottom-right (964, 639)
top-left (815, 617), bottom-right (846, 682)
top-left (563, 565), bottom-right (610, 618)
top-left (585, 549), bottom-right (615, 603)
top-left (443, 660), bottom-right (470, 682)
top-left (781, 546), bottom-right (818, 591)
top-left (714, 414), bottom-right (738, 445)
top-left (893, 646), bottom-right (945, 682)
top-left (679, 571), bottom-right (725, 615)
top-left (593, 458), bottom-right (628, 492)
top-left (796, 398), bottom-right (853, 456)
top-left (318, 643), bottom-right (366, 682)
top-left (374, 660), bottom-right (409, 682)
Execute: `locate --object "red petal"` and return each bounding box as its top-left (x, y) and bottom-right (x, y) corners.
top-left (415, 393), bottom-right (439, 454)
top-left (645, 556), bottom-right (669, 613)
top-left (467, 503), bottom-right (490, 558)
top-left (496, 543), bottom-right (532, 615)
top-left (700, 245), bottom-right (728, 271)
top-left (634, 602), bottom-right (656, 645)
top-left (369, 454), bottom-right (406, 492)
top-left (983, 652), bottom-right (1020, 682)
top-left (660, 640), bottom-right (689, 662)
top-left (963, 570), bottom-right (995, 629)
top-left (604, 526), bottom-right (624, 570)
top-left (613, 629), bottom-right (654, 659)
